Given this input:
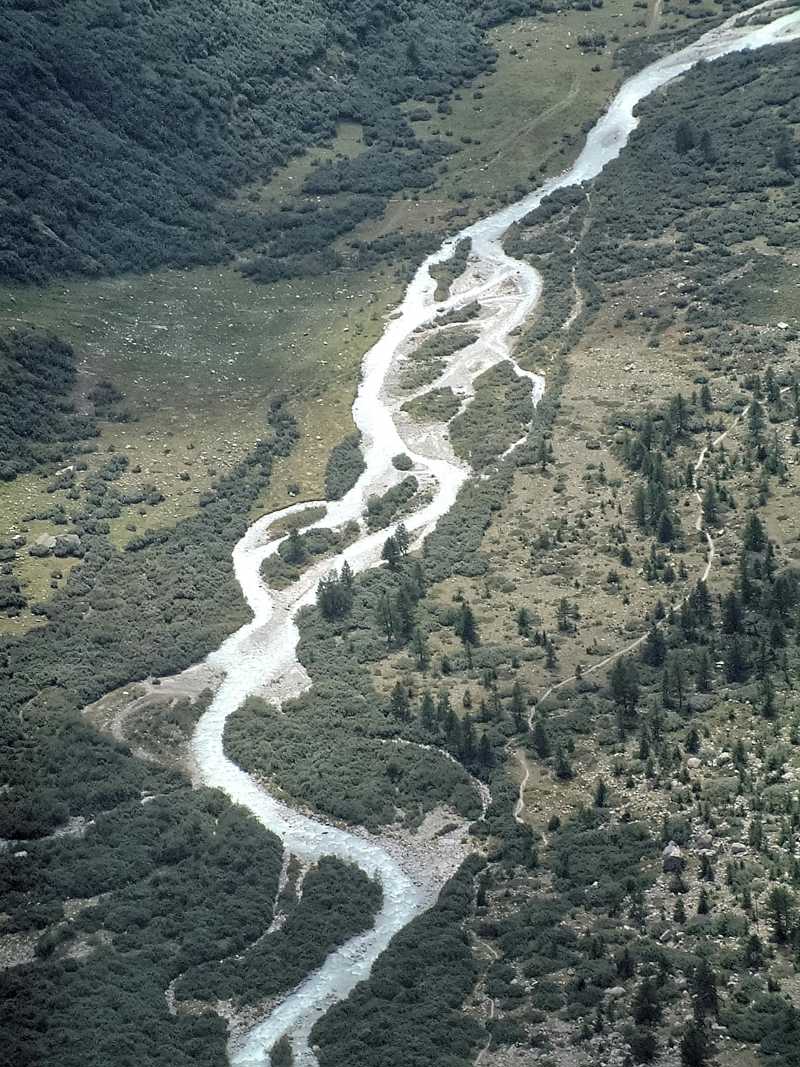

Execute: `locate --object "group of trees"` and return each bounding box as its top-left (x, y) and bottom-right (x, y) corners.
top-left (1, 790), bottom-right (284, 1067)
top-left (621, 389), bottom-right (707, 544)
top-left (0, 329), bottom-right (98, 481)
top-left (311, 857), bottom-right (485, 1067)
top-left (175, 857), bottom-right (381, 1007)
top-left (0, 0), bottom-right (508, 284)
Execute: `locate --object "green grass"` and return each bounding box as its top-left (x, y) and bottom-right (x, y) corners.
top-left (0, 264), bottom-right (399, 632)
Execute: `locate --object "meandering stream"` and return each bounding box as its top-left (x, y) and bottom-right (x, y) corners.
top-left (189, 5), bottom-right (800, 1063)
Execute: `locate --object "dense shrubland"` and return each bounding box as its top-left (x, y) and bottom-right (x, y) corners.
top-left (449, 360), bottom-right (533, 468)
top-left (429, 238), bottom-right (472, 300)
top-left (365, 476), bottom-right (420, 531)
top-left (0, 330), bottom-right (97, 481)
top-left (0, 790), bottom-right (284, 1067)
top-left (0, 0), bottom-right (508, 284)
top-left (324, 431), bottom-right (365, 500)
top-left (312, 856), bottom-right (486, 1067)
top-left (175, 857), bottom-right (381, 1006)
top-left (402, 387), bottom-right (462, 423)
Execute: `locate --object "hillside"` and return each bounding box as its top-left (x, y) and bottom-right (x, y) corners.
top-left (0, 0), bottom-right (534, 283)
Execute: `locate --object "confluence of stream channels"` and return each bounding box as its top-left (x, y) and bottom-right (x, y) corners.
top-left (190, 5), bottom-right (800, 1063)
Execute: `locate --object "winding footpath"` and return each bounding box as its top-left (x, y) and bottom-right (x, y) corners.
top-left (183, 5), bottom-right (800, 1063)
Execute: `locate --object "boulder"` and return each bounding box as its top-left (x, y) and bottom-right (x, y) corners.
top-left (662, 841), bottom-right (684, 873)
top-left (687, 693), bottom-right (715, 713)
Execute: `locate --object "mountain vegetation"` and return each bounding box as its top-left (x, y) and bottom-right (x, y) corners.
top-left (6, 5), bottom-right (800, 1067)
top-left (0, 0), bottom-right (542, 285)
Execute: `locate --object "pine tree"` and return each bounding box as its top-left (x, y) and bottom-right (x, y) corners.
top-left (412, 626), bottom-right (429, 671)
top-left (657, 509), bottom-right (675, 544)
top-left (532, 718), bottom-right (551, 759)
top-left (340, 560), bottom-right (354, 591)
top-left (724, 635), bottom-right (750, 683)
top-left (420, 691), bottom-right (436, 733)
top-left (285, 526), bottom-right (306, 565)
top-left (664, 652), bottom-right (687, 712)
top-left (516, 606), bottom-right (531, 637)
top-left (699, 853), bottom-right (715, 883)
top-left (722, 591), bottom-right (743, 634)
top-left (680, 1022), bottom-right (710, 1067)
top-left (695, 648), bottom-right (712, 693)
top-left (554, 745), bottom-right (573, 780)
top-left (510, 680), bottom-right (527, 732)
top-left (775, 128), bottom-right (796, 173)
top-left (390, 682), bottom-right (410, 721)
top-left (461, 714), bottom-right (477, 763)
top-left (394, 522), bottom-right (410, 557)
top-left (381, 535), bottom-right (400, 570)
top-left (675, 119), bottom-right (695, 154)
top-left (393, 586), bottom-right (415, 642)
top-left (744, 932), bottom-right (764, 969)
top-left (743, 512), bottom-right (766, 552)
top-left (376, 593), bottom-right (396, 645)
top-left (641, 622), bottom-right (666, 667)
top-left (692, 959), bottom-right (719, 1020)
top-left (458, 601), bottom-right (479, 668)
top-left (616, 947), bottom-right (635, 979)
top-left (633, 485), bottom-right (647, 528)
top-left (761, 673), bottom-right (776, 719)
top-left (702, 483), bottom-right (719, 527)
top-left (609, 657), bottom-right (640, 722)
top-left (632, 978), bottom-right (661, 1025)
top-left (766, 885), bottom-right (796, 944)
top-left (477, 731), bottom-right (495, 770)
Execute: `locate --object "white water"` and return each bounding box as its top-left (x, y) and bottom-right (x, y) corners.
top-left (189, 5), bottom-right (800, 1063)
